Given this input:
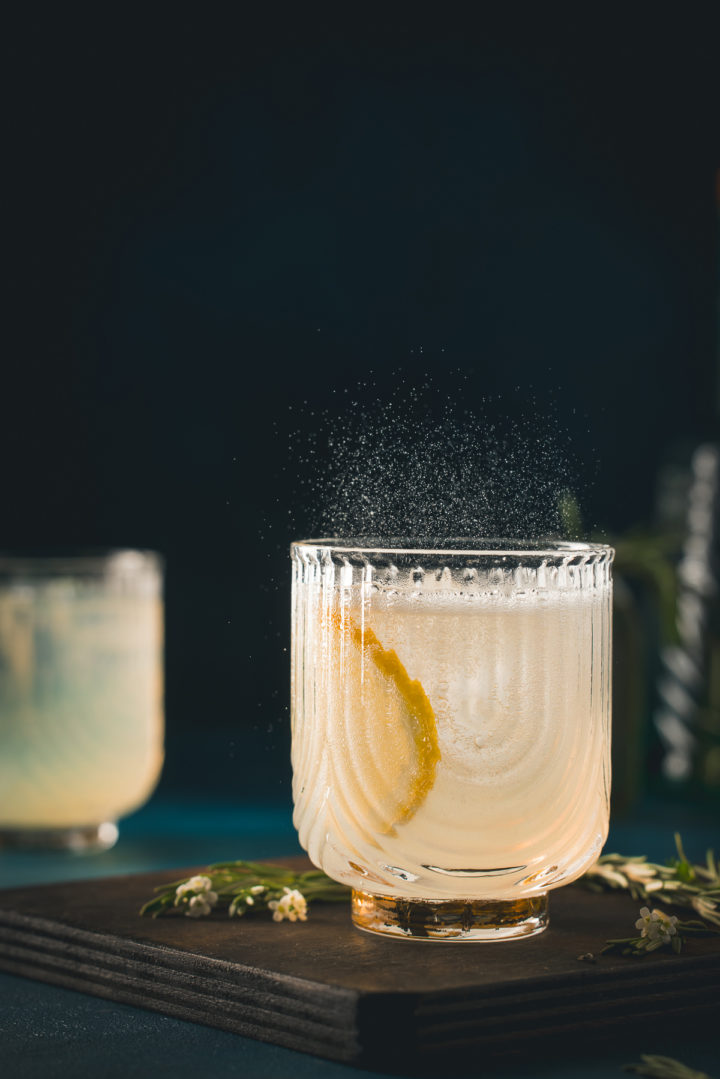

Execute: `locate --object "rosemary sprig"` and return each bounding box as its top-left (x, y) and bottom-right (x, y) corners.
top-left (599, 916), bottom-right (714, 958)
top-left (139, 833), bottom-right (720, 944)
top-left (139, 860), bottom-right (350, 921)
top-left (582, 833), bottom-right (720, 957)
top-left (583, 833), bottom-right (720, 921)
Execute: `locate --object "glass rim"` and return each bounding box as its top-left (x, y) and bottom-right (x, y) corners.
top-left (292, 537), bottom-right (614, 560)
top-left (0, 548), bottom-right (163, 576)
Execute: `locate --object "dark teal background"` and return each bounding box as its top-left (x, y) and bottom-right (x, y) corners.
top-left (3, 10), bottom-right (719, 799)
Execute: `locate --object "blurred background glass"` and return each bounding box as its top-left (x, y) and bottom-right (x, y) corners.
top-left (0, 551), bottom-right (164, 851)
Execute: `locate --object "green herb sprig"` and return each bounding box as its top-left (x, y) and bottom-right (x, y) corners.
top-left (139, 834), bottom-right (720, 947)
top-left (583, 833), bottom-right (720, 957)
top-left (140, 860), bottom-right (349, 921)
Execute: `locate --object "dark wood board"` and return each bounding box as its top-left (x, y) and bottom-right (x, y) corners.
top-left (1, 859), bottom-right (719, 1071)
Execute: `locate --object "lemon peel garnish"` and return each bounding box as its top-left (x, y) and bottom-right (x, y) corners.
top-left (331, 611), bottom-right (440, 831)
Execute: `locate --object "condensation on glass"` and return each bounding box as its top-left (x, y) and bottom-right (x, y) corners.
top-left (0, 550), bottom-right (164, 851)
top-left (291, 538), bottom-right (613, 940)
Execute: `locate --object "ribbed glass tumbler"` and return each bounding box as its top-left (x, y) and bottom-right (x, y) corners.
top-left (290, 539), bottom-right (613, 941)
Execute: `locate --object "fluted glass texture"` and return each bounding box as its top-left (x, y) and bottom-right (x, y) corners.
top-left (291, 540), bottom-right (613, 901)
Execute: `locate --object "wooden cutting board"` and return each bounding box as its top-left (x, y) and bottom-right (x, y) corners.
top-left (1, 860), bottom-right (718, 1070)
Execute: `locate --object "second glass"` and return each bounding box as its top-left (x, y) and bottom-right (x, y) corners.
top-left (0, 550), bottom-right (164, 852)
top-left (290, 538), bottom-right (613, 941)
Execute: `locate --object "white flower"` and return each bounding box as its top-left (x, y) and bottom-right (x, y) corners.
top-left (185, 891), bottom-right (219, 918)
top-left (174, 875), bottom-right (218, 916)
top-left (250, 885), bottom-right (265, 895)
top-left (651, 909), bottom-right (679, 943)
top-left (175, 875), bottom-right (215, 900)
top-left (635, 906), bottom-right (679, 944)
top-left (268, 887), bottom-right (308, 923)
top-left (635, 906), bottom-right (654, 935)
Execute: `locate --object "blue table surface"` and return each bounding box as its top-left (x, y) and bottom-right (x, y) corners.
top-left (1, 796), bottom-right (718, 1079)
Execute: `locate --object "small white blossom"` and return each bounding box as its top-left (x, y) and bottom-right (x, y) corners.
top-left (635, 906), bottom-right (654, 935)
top-left (188, 875), bottom-right (214, 891)
top-left (186, 891), bottom-right (218, 918)
top-left (268, 887), bottom-right (308, 923)
top-left (245, 896), bottom-right (254, 906)
top-left (652, 909), bottom-right (679, 943)
top-left (175, 875), bottom-right (215, 900)
top-left (635, 906), bottom-right (679, 945)
top-left (174, 875), bottom-right (218, 917)
top-left (250, 885), bottom-right (265, 895)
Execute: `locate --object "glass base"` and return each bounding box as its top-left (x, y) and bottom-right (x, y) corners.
top-left (351, 890), bottom-right (549, 941)
top-left (0, 821), bottom-right (119, 853)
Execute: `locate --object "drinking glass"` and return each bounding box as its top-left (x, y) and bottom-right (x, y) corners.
top-left (0, 550), bottom-right (164, 851)
top-left (290, 538), bottom-right (613, 940)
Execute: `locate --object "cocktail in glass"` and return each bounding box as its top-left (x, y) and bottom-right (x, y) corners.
top-left (0, 550), bottom-right (164, 851)
top-left (290, 539), bottom-right (613, 940)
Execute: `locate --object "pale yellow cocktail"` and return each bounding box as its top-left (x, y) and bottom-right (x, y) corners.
top-left (291, 539), bottom-right (612, 939)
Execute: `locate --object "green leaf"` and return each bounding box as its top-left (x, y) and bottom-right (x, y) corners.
top-left (676, 860), bottom-right (695, 883)
top-left (139, 894), bottom-right (174, 918)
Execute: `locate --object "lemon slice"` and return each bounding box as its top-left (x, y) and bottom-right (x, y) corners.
top-left (329, 611), bottom-right (440, 835)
